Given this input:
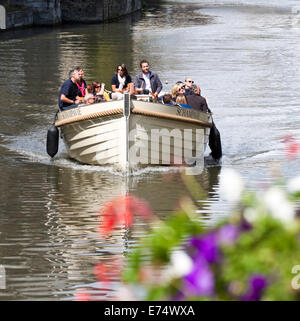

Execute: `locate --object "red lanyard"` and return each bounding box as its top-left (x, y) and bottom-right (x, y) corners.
top-left (76, 81), bottom-right (85, 96)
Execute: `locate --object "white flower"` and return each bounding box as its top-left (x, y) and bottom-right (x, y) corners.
top-left (170, 250), bottom-right (193, 277)
top-left (287, 175), bottom-right (300, 194)
top-left (162, 250), bottom-right (193, 282)
top-left (244, 207), bottom-right (259, 224)
top-left (219, 168), bottom-right (244, 203)
top-left (263, 186), bottom-right (295, 224)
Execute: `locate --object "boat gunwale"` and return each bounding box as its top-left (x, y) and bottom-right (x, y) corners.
top-left (55, 103), bottom-right (212, 128)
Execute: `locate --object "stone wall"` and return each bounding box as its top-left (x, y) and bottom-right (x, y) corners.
top-left (60, 0), bottom-right (142, 23)
top-left (0, 0), bottom-right (142, 29)
top-left (5, 7), bottom-right (34, 29)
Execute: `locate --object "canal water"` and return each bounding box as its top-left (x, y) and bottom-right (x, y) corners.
top-left (0, 0), bottom-right (300, 300)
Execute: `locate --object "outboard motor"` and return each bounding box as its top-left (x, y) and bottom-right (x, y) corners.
top-left (47, 111), bottom-right (59, 158)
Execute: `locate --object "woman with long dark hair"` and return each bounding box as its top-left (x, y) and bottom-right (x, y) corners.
top-left (111, 64), bottom-right (134, 100)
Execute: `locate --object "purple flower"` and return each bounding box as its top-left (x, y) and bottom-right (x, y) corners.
top-left (170, 290), bottom-right (185, 301)
top-left (241, 275), bottom-right (267, 301)
top-left (183, 256), bottom-right (215, 297)
top-left (189, 233), bottom-right (220, 264)
top-left (217, 224), bottom-right (239, 246)
top-left (240, 218), bottom-right (253, 231)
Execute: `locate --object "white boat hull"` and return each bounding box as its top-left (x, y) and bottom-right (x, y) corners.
top-left (55, 97), bottom-right (212, 172)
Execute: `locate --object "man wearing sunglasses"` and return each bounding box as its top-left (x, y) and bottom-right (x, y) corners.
top-left (184, 77), bottom-right (194, 95)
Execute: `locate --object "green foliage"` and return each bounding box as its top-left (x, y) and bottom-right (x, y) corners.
top-left (122, 170), bottom-right (300, 301)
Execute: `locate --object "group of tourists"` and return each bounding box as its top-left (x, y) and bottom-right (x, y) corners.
top-left (58, 61), bottom-right (210, 113)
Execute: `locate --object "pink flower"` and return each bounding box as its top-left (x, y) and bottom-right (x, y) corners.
top-left (99, 194), bottom-right (154, 236)
top-left (283, 135), bottom-right (300, 160)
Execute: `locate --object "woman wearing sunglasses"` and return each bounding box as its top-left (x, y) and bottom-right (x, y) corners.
top-left (111, 64), bottom-right (134, 100)
top-left (171, 83), bottom-right (188, 105)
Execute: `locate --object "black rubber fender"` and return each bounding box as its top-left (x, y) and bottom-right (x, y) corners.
top-left (47, 124), bottom-right (59, 158)
top-left (209, 121), bottom-right (222, 160)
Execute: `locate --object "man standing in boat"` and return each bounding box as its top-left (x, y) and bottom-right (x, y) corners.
top-left (58, 69), bottom-right (82, 111)
top-left (134, 60), bottom-right (162, 100)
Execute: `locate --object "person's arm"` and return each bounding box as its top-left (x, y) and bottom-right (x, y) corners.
top-left (150, 74), bottom-right (162, 99)
top-left (60, 94), bottom-right (80, 105)
top-left (111, 84), bottom-right (119, 93)
top-left (155, 74), bottom-right (163, 95)
top-left (124, 76), bottom-right (133, 93)
top-left (111, 75), bottom-right (122, 93)
top-left (99, 83), bottom-right (105, 96)
top-left (134, 75), bottom-right (144, 94)
top-left (202, 97), bottom-right (212, 114)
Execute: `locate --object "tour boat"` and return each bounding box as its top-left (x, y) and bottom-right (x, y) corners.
top-left (52, 94), bottom-right (213, 172)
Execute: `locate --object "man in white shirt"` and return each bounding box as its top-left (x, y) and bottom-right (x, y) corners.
top-left (134, 60), bottom-right (163, 100)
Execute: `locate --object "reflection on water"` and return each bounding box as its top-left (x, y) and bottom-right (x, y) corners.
top-left (0, 151), bottom-right (220, 300)
top-left (1, 0), bottom-right (300, 300)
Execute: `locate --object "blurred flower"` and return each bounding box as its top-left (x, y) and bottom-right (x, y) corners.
top-left (217, 224), bottom-right (239, 246)
top-left (283, 135), bottom-right (300, 160)
top-left (263, 187), bottom-right (295, 224)
top-left (240, 216), bottom-right (253, 231)
top-left (99, 194), bottom-right (154, 236)
top-left (241, 275), bottom-right (267, 301)
top-left (74, 289), bottom-right (91, 301)
top-left (189, 233), bottom-right (220, 264)
top-left (164, 251), bottom-right (193, 281)
top-left (219, 168), bottom-right (244, 203)
top-left (94, 262), bottom-right (110, 285)
top-left (183, 256), bottom-right (215, 297)
top-left (243, 207), bottom-right (259, 224)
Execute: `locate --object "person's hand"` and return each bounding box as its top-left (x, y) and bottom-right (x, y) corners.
top-left (152, 92), bottom-right (158, 99)
top-left (75, 98), bottom-right (81, 104)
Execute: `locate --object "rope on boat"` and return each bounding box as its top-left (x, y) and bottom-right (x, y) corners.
top-left (55, 108), bottom-right (124, 127)
top-left (54, 107), bottom-right (212, 128)
top-left (131, 108), bottom-right (212, 128)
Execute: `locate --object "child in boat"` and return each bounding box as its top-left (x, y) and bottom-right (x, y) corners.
top-left (83, 84), bottom-right (96, 105)
top-left (92, 81), bottom-right (106, 103)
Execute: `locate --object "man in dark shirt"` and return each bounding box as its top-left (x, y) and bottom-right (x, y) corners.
top-left (186, 84), bottom-right (210, 113)
top-left (58, 69), bottom-right (81, 111)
